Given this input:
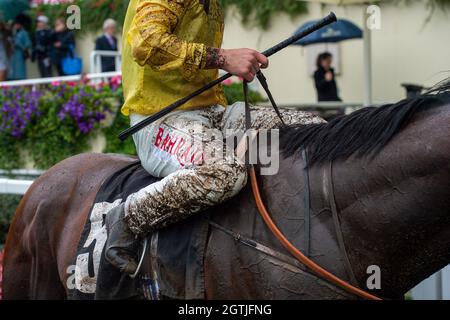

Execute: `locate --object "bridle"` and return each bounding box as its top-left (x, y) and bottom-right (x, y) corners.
top-left (243, 74), bottom-right (382, 301)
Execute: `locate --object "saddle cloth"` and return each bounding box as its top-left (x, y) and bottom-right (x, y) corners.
top-left (68, 160), bottom-right (210, 300)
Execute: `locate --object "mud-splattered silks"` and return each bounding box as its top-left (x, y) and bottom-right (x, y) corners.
top-left (125, 103), bottom-right (325, 235)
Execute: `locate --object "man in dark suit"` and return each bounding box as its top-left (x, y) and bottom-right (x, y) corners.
top-left (94, 19), bottom-right (118, 72)
top-left (32, 16), bottom-right (53, 78)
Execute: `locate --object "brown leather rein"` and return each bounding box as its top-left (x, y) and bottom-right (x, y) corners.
top-left (249, 167), bottom-right (381, 300)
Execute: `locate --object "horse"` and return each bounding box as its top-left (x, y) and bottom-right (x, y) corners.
top-left (2, 86), bottom-right (450, 299)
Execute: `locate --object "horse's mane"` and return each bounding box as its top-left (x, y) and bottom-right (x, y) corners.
top-left (279, 78), bottom-right (450, 165)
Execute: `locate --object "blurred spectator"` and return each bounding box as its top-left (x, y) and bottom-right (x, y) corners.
top-left (10, 14), bottom-right (32, 80)
top-left (0, 22), bottom-right (12, 81)
top-left (51, 18), bottom-right (75, 76)
top-left (314, 52), bottom-right (341, 102)
top-left (32, 15), bottom-right (53, 78)
top-left (95, 19), bottom-right (118, 72)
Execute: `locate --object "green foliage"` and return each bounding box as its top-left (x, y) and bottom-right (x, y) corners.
top-left (31, 0), bottom-right (308, 34)
top-left (400, 0), bottom-right (450, 8)
top-left (0, 194), bottom-right (22, 245)
top-left (103, 109), bottom-right (137, 155)
top-left (29, 0), bottom-right (450, 36)
top-left (0, 82), bottom-right (119, 170)
top-left (0, 135), bottom-right (23, 171)
top-left (429, 0), bottom-right (450, 8)
top-left (220, 0), bottom-right (308, 29)
top-left (223, 79), bottom-right (267, 105)
top-left (28, 84), bottom-right (117, 168)
top-left (33, 0), bottom-right (129, 36)
top-left (102, 85), bottom-right (137, 155)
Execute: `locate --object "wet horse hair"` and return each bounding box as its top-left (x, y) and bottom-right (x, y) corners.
top-left (280, 80), bottom-right (450, 166)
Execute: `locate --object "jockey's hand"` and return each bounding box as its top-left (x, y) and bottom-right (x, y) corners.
top-left (222, 48), bottom-right (269, 82)
top-left (204, 47), bottom-right (269, 82)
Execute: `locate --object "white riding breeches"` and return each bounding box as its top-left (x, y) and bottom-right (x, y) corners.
top-left (124, 102), bottom-right (325, 235)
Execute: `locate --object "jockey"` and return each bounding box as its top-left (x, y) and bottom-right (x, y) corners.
top-left (105, 0), bottom-right (323, 275)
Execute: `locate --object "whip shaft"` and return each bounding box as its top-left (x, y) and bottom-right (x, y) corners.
top-left (118, 12), bottom-right (337, 141)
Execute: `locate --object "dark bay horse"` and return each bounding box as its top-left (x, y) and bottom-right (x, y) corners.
top-left (3, 89), bottom-right (450, 300)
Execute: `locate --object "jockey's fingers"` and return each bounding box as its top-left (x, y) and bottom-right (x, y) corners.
top-left (244, 70), bottom-right (256, 82)
top-left (254, 51), bottom-right (269, 69)
top-left (250, 59), bottom-right (261, 74)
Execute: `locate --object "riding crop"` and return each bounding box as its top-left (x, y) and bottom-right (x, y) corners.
top-left (118, 12), bottom-right (337, 141)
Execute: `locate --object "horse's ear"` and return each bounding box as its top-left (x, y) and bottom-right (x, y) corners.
top-left (199, 0), bottom-right (210, 14)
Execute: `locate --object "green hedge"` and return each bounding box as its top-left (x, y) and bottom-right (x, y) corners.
top-left (31, 0), bottom-right (309, 34)
top-left (0, 80), bottom-right (122, 169)
top-left (30, 0), bottom-right (450, 36)
top-left (0, 195), bottom-right (22, 245)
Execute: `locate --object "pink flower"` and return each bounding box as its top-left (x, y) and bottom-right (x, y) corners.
top-left (223, 78), bottom-right (234, 86)
top-left (51, 81), bottom-right (61, 86)
top-left (110, 75), bottom-right (122, 88)
top-left (81, 74), bottom-right (90, 85)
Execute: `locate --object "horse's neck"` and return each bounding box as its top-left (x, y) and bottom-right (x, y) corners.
top-left (331, 105), bottom-right (450, 298)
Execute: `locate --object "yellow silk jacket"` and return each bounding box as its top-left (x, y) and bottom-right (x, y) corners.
top-left (121, 0), bottom-right (227, 116)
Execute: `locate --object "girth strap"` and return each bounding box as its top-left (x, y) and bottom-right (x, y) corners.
top-left (325, 161), bottom-right (358, 286)
top-left (301, 149), bottom-right (311, 258)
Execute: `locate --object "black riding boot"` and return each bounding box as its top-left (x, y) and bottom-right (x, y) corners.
top-left (104, 203), bottom-right (139, 275)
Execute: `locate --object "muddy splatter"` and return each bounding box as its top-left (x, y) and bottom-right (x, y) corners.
top-left (126, 104), bottom-right (325, 234)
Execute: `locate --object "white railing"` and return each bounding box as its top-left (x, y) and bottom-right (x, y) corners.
top-left (0, 179), bottom-right (33, 195)
top-left (0, 71), bottom-right (121, 88)
top-left (0, 170), bottom-right (42, 195)
top-left (90, 50), bottom-right (122, 74)
top-left (0, 169), bottom-right (43, 177)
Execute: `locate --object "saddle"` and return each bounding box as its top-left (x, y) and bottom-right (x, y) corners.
top-left (68, 161), bottom-right (210, 300)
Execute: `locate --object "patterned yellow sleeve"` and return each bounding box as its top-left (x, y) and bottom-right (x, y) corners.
top-left (128, 0), bottom-right (206, 80)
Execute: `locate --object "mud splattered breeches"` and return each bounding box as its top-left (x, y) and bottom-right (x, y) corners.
top-left (124, 103), bottom-right (325, 235)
